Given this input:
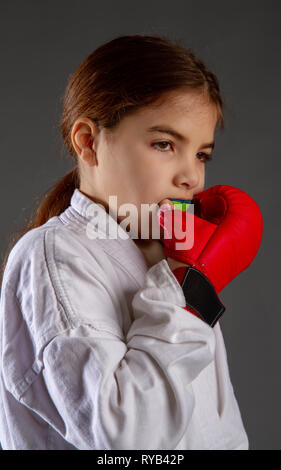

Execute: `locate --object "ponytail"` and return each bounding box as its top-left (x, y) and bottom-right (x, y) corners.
top-left (0, 167), bottom-right (79, 287)
top-left (31, 167), bottom-right (79, 228)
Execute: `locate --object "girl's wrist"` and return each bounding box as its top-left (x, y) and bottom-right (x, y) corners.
top-left (167, 257), bottom-right (191, 272)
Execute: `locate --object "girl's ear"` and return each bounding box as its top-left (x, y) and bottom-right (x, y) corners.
top-left (72, 123), bottom-right (93, 154)
top-left (71, 120), bottom-right (99, 167)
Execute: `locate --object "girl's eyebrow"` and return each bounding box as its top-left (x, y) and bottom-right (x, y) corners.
top-left (146, 125), bottom-right (215, 150)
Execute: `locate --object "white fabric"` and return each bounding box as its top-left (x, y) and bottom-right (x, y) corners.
top-left (0, 188), bottom-right (249, 450)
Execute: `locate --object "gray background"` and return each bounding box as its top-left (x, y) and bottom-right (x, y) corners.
top-left (0, 0), bottom-right (280, 450)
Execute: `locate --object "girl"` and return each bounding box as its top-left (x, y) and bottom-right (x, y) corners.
top-left (0, 34), bottom-right (253, 450)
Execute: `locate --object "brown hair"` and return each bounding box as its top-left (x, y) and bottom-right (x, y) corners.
top-left (0, 33), bottom-right (225, 285)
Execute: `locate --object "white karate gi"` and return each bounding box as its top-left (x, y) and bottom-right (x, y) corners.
top-left (0, 189), bottom-right (249, 450)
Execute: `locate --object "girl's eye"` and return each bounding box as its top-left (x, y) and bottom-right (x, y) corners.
top-left (197, 152), bottom-right (213, 163)
top-left (152, 141), bottom-right (173, 152)
top-left (152, 142), bottom-right (213, 164)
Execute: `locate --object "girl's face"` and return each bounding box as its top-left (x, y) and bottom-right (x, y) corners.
top-left (78, 89), bottom-right (219, 239)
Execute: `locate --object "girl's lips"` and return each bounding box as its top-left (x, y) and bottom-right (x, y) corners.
top-left (158, 198), bottom-right (175, 210)
top-left (158, 198), bottom-right (193, 210)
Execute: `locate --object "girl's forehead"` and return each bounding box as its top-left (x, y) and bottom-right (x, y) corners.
top-left (108, 91), bottom-right (217, 138)
top-left (135, 93), bottom-right (216, 122)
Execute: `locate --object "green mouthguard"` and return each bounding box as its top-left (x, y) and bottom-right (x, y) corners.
top-left (168, 198), bottom-right (192, 212)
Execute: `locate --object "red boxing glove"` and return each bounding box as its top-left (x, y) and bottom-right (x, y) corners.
top-left (158, 185), bottom-right (263, 295)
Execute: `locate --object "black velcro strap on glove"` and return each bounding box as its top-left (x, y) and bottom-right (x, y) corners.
top-left (180, 267), bottom-right (225, 327)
